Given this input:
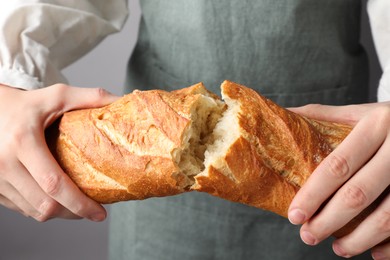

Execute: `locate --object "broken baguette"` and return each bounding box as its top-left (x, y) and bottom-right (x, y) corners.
top-left (48, 80), bottom-right (380, 237)
top-left (48, 83), bottom-right (225, 203)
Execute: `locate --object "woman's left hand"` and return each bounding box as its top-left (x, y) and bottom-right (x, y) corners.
top-left (288, 102), bottom-right (390, 259)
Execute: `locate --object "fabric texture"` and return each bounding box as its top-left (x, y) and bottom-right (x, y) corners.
top-left (126, 0), bottom-right (369, 106)
top-left (0, 1), bottom-right (128, 89)
top-left (0, 0), bottom-right (385, 259)
top-left (110, 193), bottom-right (357, 259)
top-left (368, 0), bottom-right (390, 101)
top-left (0, 0), bottom-right (389, 98)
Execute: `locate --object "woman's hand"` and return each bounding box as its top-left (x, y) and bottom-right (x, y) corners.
top-left (288, 102), bottom-right (390, 258)
top-left (0, 83), bottom-right (118, 222)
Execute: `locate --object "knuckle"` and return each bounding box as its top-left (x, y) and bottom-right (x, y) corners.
top-left (36, 199), bottom-right (60, 222)
top-left (49, 84), bottom-right (70, 109)
top-left (341, 184), bottom-right (368, 209)
top-left (51, 83), bottom-right (70, 93)
top-left (337, 245), bottom-right (362, 258)
top-left (40, 173), bottom-right (62, 197)
top-left (375, 210), bottom-right (390, 234)
top-left (325, 154), bottom-right (350, 179)
top-left (93, 87), bottom-right (108, 100)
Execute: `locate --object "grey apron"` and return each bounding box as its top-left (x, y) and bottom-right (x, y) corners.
top-left (109, 0), bottom-right (371, 259)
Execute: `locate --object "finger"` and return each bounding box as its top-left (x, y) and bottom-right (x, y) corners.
top-left (299, 136), bottom-right (390, 246)
top-left (43, 84), bottom-right (119, 111)
top-left (59, 85), bottom-right (119, 110)
top-left (16, 132), bottom-right (106, 222)
top-left (0, 173), bottom-right (39, 217)
top-left (288, 103), bottom-right (374, 125)
top-left (30, 85), bottom-right (120, 128)
top-left (0, 152), bottom-right (80, 220)
top-left (372, 241), bottom-right (390, 260)
top-left (288, 110), bottom-right (387, 225)
top-left (4, 160), bottom-right (82, 221)
top-left (332, 191), bottom-right (390, 258)
top-left (0, 190), bottom-right (30, 217)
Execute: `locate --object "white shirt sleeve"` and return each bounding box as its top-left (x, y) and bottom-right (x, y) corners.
top-left (368, 0), bottom-right (390, 102)
top-left (0, 1), bottom-right (128, 90)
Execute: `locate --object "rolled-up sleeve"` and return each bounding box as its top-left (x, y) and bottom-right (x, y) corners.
top-left (368, 0), bottom-right (390, 102)
top-left (0, 1), bottom-right (128, 90)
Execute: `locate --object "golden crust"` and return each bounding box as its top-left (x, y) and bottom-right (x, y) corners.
top-left (48, 83), bottom-right (212, 203)
top-left (195, 136), bottom-right (299, 217)
top-left (223, 80), bottom-right (352, 187)
top-left (48, 80), bottom-right (377, 237)
top-left (194, 81), bottom-right (352, 216)
top-left (194, 81), bottom-right (381, 237)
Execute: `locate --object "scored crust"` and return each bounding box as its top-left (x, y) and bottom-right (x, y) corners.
top-left (49, 80), bottom-right (379, 237)
top-left (193, 80), bottom-right (352, 217)
top-left (48, 83), bottom-right (225, 203)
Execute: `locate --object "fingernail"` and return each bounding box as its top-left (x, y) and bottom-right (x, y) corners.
top-left (372, 251), bottom-right (388, 260)
top-left (107, 94), bottom-right (120, 103)
top-left (97, 88), bottom-right (119, 103)
top-left (301, 231), bottom-right (317, 246)
top-left (90, 212), bottom-right (106, 222)
top-left (288, 208), bottom-right (306, 225)
top-left (333, 243), bottom-right (350, 258)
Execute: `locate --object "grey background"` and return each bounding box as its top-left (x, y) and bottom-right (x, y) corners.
top-left (0, 0), bottom-right (382, 259)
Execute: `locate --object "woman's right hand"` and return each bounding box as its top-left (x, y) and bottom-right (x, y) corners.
top-left (0, 83), bottom-right (119, 222)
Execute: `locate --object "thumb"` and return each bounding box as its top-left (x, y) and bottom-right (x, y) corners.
top-left (32, 84), bottom-right (121, 127)
top-left (288, 104), bottom-right (362, 125)
top-left (60, 86), bottom-right (120, 111)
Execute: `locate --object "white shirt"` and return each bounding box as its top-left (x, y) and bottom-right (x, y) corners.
top-left (369, 0), bottom-right (390, 101)
top-left (0, 0), bottom-right (389, 101)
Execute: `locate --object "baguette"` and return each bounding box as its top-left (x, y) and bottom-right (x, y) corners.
top-left (193, 81), bottom-right (377, 237)
top-left (47, 80), bottom-right (378, 237)
top-left (47, 83), bottom-right (225, 203)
